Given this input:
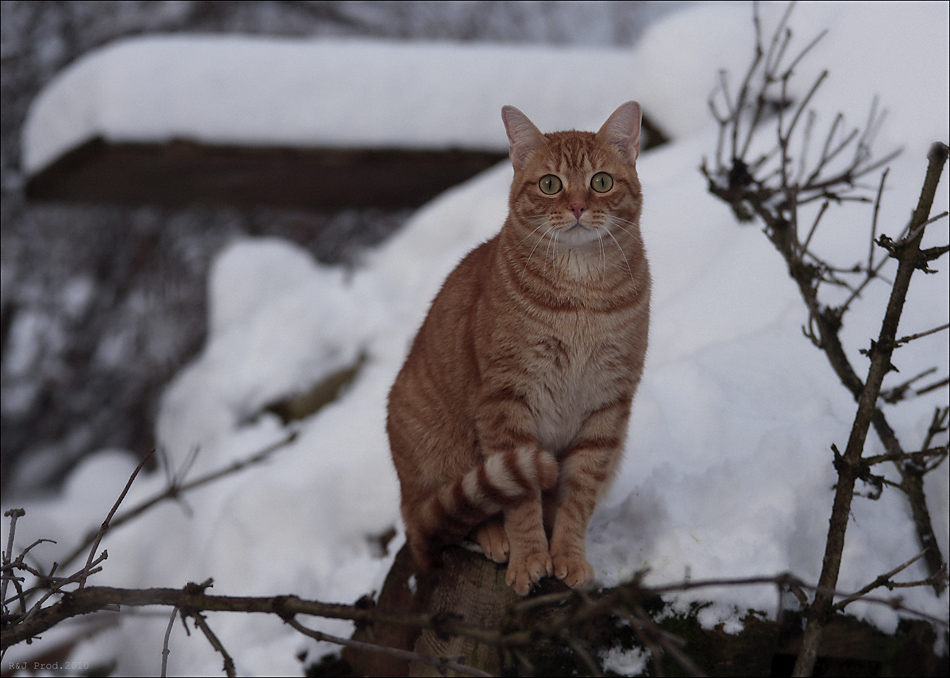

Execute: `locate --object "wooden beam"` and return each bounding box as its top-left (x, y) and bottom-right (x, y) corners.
top-left (24, 138), bottom-right (508, 210)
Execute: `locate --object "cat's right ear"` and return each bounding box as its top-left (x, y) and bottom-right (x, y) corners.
top-left (502, 105), bottom-right (546, 170)
top-left (597, 101), bottom-right (642, 165)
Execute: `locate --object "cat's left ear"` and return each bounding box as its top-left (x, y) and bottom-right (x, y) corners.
top-left (502, 105), bottom-right (547, 170)
top-left (596, 101), bottom-right (642, 165)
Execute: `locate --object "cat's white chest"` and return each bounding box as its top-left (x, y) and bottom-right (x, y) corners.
top-left (529, 329), bottom-right (615, 455)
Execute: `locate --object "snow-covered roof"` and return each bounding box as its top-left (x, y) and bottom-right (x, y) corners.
top-left (22, 35), bottom-right (644, 176)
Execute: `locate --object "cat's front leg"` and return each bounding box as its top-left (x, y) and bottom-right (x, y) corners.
top-left (549, 399), bottom-right (630, 589)
top-left (547, 476), bottom-right (597, 589)
top-left (472, 516), bottom-right (509, 563)
top-left (473, 379), bottom-right (556, 593)
top-left (504, 495), bottom-right (552, 595)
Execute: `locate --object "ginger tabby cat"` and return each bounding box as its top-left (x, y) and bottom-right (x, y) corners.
top-left (387, 101), bottom-right (650, 595)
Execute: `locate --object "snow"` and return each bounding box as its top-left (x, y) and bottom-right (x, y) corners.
top-left (6, 2), bottom-right (949, 675)
top-left (601, 643), bottom-right (649, 676)
top-left (21, 35), bottom-right (646, 176)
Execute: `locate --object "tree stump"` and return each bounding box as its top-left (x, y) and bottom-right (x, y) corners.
top-left (344, 543), bottom-right (529, 676)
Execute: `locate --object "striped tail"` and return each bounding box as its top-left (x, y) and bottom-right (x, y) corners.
top-left (407, 447), bottom-right (558, 570)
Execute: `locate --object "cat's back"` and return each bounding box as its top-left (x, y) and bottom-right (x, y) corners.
top-left (387, 236), bottom-right (499, 482)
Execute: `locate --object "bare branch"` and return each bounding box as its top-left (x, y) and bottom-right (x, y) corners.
top-left (288, 616), bottom-right (492, 678)
top-left (868, 169), bottom-right (888, 273)
top-left (190, 611), bottom-right (236, 678)
top-left (800, 200), bottom-right (829, 253)
top-left (1, 510), bottom-right (26, 609)
top-left (794, 140), bottom-right (949, 678)
top-left (5, 565), bottom-right (946, 676)
top-left (881, 367), bottom-right (938, 403)
top-left (79, 449), bottom-right (153, 589)
top-left (60, 431), bottom-right (297, 569)
top-left (160, 606), bottom-right (178, 678)
top-left (834, 550), bottom-right (933, 610)
top-left (918, 376), bottom-right (949, 397)
top-left (701, 6), bottom-right (948, 675)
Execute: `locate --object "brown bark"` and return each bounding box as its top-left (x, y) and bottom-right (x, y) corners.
top-left (792, 142), bottom-right (949, 677)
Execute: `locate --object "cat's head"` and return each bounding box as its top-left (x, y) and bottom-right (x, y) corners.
top-left (501, 102), bottom-right (643, 249)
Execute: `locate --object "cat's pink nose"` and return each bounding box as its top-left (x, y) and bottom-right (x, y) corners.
top-left (569, 202), bottom-right (586, 218)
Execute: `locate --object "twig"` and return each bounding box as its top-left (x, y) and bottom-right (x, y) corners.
top-left (630, 600), bottom-right (708, 677)
top-left (79, 449), bottom-right (153, 589)
top-left (833, 550), bottom-right (931, 610)
top-left (565, 632), bottom-right (603, 677)
top-left (800, 200), bottom-right (830, 254)
top-left (897, 323), bottom-right (949, 346)
top-left (1, 509), bottom-right (26, 609)
top-left (868, 169), bottom-right (888, 273)
top-left (862, 445), bottom-right (948, 468)
top-left (190, 612), bottom-right (236, 678)
top-left (60, 431), bottom-right (297, 569)
top-left (881, 367), bottom-right (938, 403)
top-left (286, 616), bottom-right (493, 678)
top-left (917, 377), bottom-right (949, 397)
top-left (161, 606), bottom-right (178, 678)
top-left (619, 608), bottom-right (665, 677)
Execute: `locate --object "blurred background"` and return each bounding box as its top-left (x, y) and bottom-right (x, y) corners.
top-left (0, 1), bottom-right (686, 497)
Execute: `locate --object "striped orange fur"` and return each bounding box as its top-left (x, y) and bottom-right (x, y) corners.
top-left (387, 102), bottom-right (650, 594)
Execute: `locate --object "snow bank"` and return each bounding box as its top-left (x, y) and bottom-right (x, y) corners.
top-left (5, 2), bottom-right (948, 675)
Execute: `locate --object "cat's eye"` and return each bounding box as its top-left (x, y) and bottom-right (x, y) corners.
top-left (591, 172), bottom-right (614, 193)
top-left (538, 175), bottom-right (562, 195)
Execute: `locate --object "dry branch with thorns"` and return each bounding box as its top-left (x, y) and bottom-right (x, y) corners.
top-left (700, 3), bottom-right (948, 676)
top-left (3, 440), bottom-right (948, 675)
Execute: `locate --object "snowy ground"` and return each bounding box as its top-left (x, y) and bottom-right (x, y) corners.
top-left (5, 2), bottom-right (949, 675)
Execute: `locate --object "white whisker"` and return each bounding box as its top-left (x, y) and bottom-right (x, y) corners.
top-left (605, 228), bottom-right (634, 283)
top-left (605, 216), bottom-right (644, 247)
top-left (605, 216), bottom-right (644, 248)
top-left (516, 219), bottom-right (549, 249)
top-left (520, 221), bottom-right (555, 285)
top-left (545, 227), bottom-right (560, 278)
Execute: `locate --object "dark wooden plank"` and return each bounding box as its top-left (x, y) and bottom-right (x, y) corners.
top-left (25, 138), bottom-right (508, 209)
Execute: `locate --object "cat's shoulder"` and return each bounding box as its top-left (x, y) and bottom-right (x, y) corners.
top-left (444, 234), bottom-right (500, 281)
top-left (425, 234), bottom-right (500, 313)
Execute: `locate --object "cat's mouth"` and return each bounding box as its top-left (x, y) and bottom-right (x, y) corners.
top-left (561, 220), bottom-right (604, 245)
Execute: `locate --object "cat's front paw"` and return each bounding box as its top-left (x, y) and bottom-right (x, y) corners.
top-left (552, 552), bottom-right (595, 589)
top-left (473, 519), bottom-right (509, 563)
top-left (506, 551), bottom-right (553, 595)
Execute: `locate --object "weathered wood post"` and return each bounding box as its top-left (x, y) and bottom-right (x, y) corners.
top-left (345, 544), bottom-right (528, 676)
